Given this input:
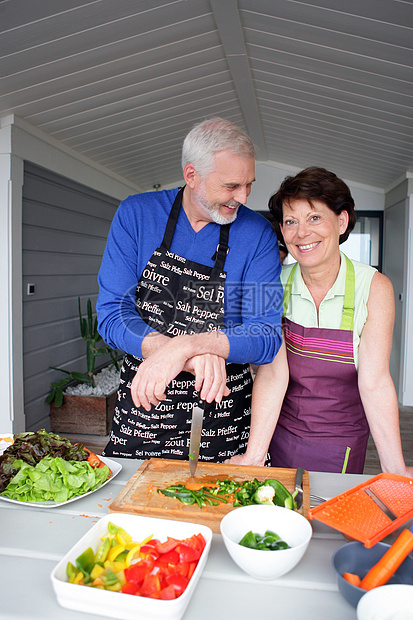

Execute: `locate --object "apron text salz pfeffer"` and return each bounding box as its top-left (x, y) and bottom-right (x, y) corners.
top-left (103, 188), bottom-right (252, 460)
top-left (270, 255), bottom-right (370, 474)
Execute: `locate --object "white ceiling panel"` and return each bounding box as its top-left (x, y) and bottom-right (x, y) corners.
top-left (0, 0), bottom-right (412, 190)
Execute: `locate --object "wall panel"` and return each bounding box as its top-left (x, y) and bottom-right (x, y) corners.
top-left (22, 162), bottom-right (119, 430)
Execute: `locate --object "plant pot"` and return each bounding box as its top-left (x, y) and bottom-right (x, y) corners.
top-left (50, 389), bottom-right (117, 436)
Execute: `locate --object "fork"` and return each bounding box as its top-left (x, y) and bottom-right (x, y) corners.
top-left (310, 493), bottom-right (327, 506)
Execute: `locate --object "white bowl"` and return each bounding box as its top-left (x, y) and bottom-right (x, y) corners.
top-left (357, 584), bottom-right (413, 620)
top-left (220, 504), bottom-right (312, 580)
top-left (51, 512), bottom-right (212, 620)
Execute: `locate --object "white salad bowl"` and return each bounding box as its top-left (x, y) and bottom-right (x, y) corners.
top-left (220, 504), bottom-right (312, 580)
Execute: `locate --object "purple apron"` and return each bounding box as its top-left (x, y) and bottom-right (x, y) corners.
top-left (103, 188), bottom-right (252, 460)
top-left (270, 256), bottom-right (370, 473)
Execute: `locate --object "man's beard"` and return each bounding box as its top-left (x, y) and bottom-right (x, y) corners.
top-left (194, 184), bottom-right (240, 225)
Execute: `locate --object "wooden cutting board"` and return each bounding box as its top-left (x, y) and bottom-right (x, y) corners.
top-left (109, 458), bottom-right (310, 533)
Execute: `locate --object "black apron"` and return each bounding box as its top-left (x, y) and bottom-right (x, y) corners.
top-left (103, 188), bottom-right (252, 460)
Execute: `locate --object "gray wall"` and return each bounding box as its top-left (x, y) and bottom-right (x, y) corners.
top-left (22, 162), bottom-right (119, 430)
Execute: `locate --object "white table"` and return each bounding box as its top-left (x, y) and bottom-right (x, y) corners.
top-left (0, 459), bottom-right (372, 619)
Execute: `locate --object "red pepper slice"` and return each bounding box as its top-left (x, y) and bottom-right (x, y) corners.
top-left (158, 584), bottom-right (176, 600)
top-left (178, 543), bottom-right (200, 563)
top-left (139, 574), bottom-right (161, 597)
top-left (157, 549), bottom-right (180, 565)
top-left (196, 533), bottom-right (206, 552)
top-left (124, 558), bottom-right (154, 585)
top-left (182, 534), bottom-right (204, 555)
top-left (165, 573), bottom-right (189, 596)
top-left (140, 543), bottom-right (160, 559)
top-left (156, 537), bottom-right (180, 555)
top-left (121, 581), bottom-right (140, 595)
top-left (187, 562), bottom-right (197, 580)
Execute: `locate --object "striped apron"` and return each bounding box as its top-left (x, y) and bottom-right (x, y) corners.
top-left (270, 255), bottom-right (370, 473)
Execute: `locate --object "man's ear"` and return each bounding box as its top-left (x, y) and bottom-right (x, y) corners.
top-left (183, 162), bottom-right (197, 188)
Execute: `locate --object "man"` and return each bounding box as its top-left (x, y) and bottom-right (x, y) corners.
top-left (97, 117), bottom-right (283, 461)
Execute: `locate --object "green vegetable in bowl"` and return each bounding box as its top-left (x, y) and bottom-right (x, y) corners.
top-left (239, 530), bottom-right (290, 551)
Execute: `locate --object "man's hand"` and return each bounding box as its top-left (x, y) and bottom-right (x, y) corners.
top-left (131, 338), bottom-right (187, 410)
top-left (184, 354), bottom-right (230, 402)
top-left (131, 336), bottom-right (229, 411)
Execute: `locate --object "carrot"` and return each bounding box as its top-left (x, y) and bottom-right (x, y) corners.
top-left (84, 447), bottom-right (101, 468)
top-left (343, 572), bottom-right (361, 587)
top-left (84, 447), bottom-right (112, 479)
top-left (185, 482), bottom-right (218, 491)
top-left (359, 528), bottom-right (413, 591)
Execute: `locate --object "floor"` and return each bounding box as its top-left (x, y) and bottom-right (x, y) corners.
top-left (64, 405), bottom-right (413, 476)
top-left (363, 405), bottom-right (413, 475)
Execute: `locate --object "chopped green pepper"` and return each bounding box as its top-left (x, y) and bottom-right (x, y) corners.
top-left (95, 536), bottom-right (111, 563)
top-left (66, 561), bottom-right (78, 583)
top-left (75, 547), bottom-right (95, 576)
top-left (252, 485), bottom-right (276, 505)
top-left (238, 531), bottom-right (257, 548)
top-left (264, 479), bottom-right (294, 510)
top-left (107, 521), bottom-right (132, 544)
top-left (238, 530), bottom-right (290, 551)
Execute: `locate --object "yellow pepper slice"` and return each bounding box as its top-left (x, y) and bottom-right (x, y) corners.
top-left (103, 560), bottom-right (126, 573)
top-left (125, 544), bottom-right (141, 567)
top-left (90, 564), bottom-right (105, 580)
top-left (73, 571), bottom-right (84, 585)
top-left (107, 544), bottom-right (125, 562)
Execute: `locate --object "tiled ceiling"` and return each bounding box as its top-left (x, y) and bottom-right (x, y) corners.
top-left (0, 0), bottom-right (412, 191)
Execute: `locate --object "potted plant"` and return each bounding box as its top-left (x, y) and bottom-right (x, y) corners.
top-left (47, 298), bottom-right (121, 436)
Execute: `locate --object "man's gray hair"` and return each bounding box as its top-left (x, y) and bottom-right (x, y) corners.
top-left (181, 117), bottom-right (256, 177)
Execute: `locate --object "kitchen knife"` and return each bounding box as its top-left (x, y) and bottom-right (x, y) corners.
top-left (364, 487), bottom-right (398, 521)
top-left (189, 398), bottom-right (205, 477)
top-left (293, 467), bottom-right (305, 510)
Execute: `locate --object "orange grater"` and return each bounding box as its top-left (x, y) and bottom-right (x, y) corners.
top-left (308, 473), bottom-right (413, 547)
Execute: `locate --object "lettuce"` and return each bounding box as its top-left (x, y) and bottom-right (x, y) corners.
top-left (2, 456), bottom-right (110, 503)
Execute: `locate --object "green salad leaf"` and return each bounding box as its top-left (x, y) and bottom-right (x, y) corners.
top-left (2, 456), bottom-right (110, 503)
top-left (0, 429), bottom-right (88, 492)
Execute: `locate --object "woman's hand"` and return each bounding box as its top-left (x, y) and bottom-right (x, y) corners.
top-left (224, 452), bottom-right (266, 467)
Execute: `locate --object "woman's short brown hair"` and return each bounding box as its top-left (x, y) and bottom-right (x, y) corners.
top-left (268, 166), bottom-right (356, 244)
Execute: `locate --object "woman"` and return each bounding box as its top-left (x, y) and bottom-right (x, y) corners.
top-left (230, 166), bottom-right (412, 475)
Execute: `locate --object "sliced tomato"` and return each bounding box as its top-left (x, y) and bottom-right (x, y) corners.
top-left (124, 558), bottom-right (154, 585)
top-left (165, 573), bottom-right (189, 596)
top-left (139, 574), bottom-right (161, 597)
top-left (121, 581), bottom-right (140, 595)
top-left (178, 543), bottom-right (200, 563)
top-left (157, 549), bottom-right (180, 565)
top-left (158, 584), bottom-right (176, 600)
top-left (156, 537), bottom-right (180, 555)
